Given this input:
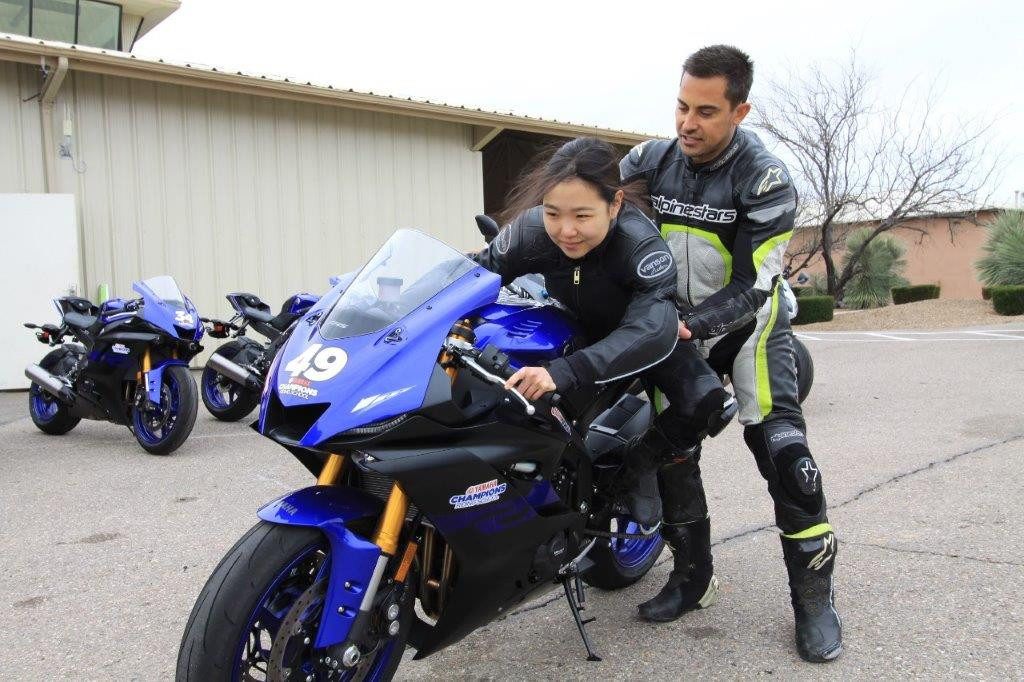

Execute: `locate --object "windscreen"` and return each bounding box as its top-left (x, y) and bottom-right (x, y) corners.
top-left (142, 275), bottom-right (187, 308)
top-left (321, 229), bottom-right (476, 339)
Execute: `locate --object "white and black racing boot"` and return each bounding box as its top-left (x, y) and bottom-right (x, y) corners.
top-left (781, 528), bottom-right (843, 662)
top-left (638, 517), bottom-right (719, 621)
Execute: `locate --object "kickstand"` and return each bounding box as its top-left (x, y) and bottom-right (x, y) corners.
top-left (561, 576), bottom-right (601, 662)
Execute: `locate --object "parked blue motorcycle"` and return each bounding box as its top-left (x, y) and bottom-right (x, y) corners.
top-left (177, 229), bottom-right (663, 680)
top-left (24, 275), bottom-right (203, 455)
top-left (200, 291), bottom-right (319, 421)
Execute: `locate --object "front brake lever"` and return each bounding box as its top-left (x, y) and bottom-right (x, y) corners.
top-left (457, 353), bottom-right (536, 416)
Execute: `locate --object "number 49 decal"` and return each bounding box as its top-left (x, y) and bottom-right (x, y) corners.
top-left (285, 343), bottom-right (348, 381)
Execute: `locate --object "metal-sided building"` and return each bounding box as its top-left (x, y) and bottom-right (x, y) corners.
top-left (0, 0), bottom-right (651, 384)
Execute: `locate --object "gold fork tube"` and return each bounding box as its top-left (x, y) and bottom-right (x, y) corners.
top-left (142, 347), bottom-right (151, 373)
top-left (316, 453), bottom-right (346, 485)
top-left (372, 482), bottom-right (409, 556)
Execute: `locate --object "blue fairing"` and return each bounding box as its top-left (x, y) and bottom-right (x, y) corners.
top-left (267, 267), bottom-right (500, 445)
top-left (132, 277), bottom-right (202, 341)
top-left (145, 359), bottom-right (188, 405)
top-left (288, 292), bottom-right (319, 316)
top-left (257, 486), bottom-right (384, 648)
top-left (472, 303), bottom-right (579, 367)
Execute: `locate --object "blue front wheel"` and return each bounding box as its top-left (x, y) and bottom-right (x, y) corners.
top-left (132, 365), bottom-right (198, 455)
top-left (176, 521), bottom-right (414, 682)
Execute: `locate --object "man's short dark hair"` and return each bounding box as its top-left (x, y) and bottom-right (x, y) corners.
top-left (682, 45), bottom-right (754, 108)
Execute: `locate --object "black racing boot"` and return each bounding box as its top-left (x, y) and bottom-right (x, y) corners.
top-left (638, 517), bottom-right (719, 622)
top-left (781, 529), bottom-right (843, 662)
top-left (617, 434), bottom-right (664, 529)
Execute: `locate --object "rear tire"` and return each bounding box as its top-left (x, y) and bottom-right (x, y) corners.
top-left (132, 365), bottom-right (198, 455)
top-left (201, 341), bottom-right (261, 422)
top-left (583, 510), bottom-right (664, 590)
top-left (28, 349), bottom-right (80, 435)
top-left (793, 337), bottom-right (814, 404)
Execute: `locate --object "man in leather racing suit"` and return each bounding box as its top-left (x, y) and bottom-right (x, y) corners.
top-left (473, 137), bottom-right (736, 530)
top-left (619, 45), bottom-right (842, 662)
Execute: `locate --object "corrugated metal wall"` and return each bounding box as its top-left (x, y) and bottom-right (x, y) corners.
top-left (1, 61), bottom-right (485, 363)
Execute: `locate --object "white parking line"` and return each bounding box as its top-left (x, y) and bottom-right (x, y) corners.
top-left (794, 328), bottom-right (1024, 343)
top-left (963, 330), bottom-right (1024, 339)
top-left (866, 332), bottom-right (913, 341)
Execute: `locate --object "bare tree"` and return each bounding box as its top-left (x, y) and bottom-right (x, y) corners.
top-left (753, 54), bottom-right (999, 303)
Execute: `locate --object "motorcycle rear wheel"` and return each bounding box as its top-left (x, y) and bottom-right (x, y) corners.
top-left (28, 349), bottom-right (80, 435)
top-left (201, 340), bottom-right (261, 422)
top-left (583, 511), bottom-right (664, 590)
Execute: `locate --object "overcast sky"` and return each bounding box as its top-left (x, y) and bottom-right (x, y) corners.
top-left (134, 0), bottom-right (1023, 207)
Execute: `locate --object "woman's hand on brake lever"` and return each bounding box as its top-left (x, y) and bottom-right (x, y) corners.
top-left (505, 366), bottom-right (556, 401)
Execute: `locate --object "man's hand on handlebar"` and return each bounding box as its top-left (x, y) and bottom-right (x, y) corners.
top-left (505, 366), bottom-right (556, 401)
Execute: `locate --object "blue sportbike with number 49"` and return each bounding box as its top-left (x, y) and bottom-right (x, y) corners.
top-left (177, 228), bottom-right (666, 681)
top-left (24, 275), bottom-right (204, 455)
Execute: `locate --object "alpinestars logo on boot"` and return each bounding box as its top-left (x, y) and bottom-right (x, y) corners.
top-left (807, 533), bottom-right (835, 571)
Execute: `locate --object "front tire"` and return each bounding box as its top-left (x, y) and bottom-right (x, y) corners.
top-left (132, 365), bottom-right (198, 455)
top-left (28, 349), bottom-right (80, 435)
top-left (201, 341), bottom-right (261, 422)
top-left (177, 521), bottom-right (413, 682)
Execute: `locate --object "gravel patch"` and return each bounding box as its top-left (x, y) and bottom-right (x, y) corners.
top-left (796, 299), bottom-right (1024, 331)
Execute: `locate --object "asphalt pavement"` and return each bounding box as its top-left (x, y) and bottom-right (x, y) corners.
top-left (1, 324), bottom-right (1022, 680)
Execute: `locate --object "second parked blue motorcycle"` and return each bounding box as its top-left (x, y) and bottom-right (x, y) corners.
top-left (200, 291), bottom-right (319, 421)
top-left (24, 275), bottom-right (204, 455)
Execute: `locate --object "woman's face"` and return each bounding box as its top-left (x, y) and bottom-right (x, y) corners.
top-left (542, 178), bottom-right (623, 259)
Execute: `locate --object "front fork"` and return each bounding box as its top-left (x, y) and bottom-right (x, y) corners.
top-left (317, 453), bottom-right (415, 663)
top-left (136, 347), bottom-right (179, 408)
top-left (317, 453), bottom-right (410, 557)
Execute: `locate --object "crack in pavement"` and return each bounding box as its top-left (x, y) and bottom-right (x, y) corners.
top-left (508, 432), bottom-right (1024, 620)
top-left (844, 540), bottom-right (1024, 568)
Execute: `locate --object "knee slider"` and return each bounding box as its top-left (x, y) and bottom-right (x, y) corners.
top-left (775, 442), bottom-right (824, 514)
top-left (694, 388), bottom-right (737, 438)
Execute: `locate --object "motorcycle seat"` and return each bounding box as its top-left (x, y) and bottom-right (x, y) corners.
top-left (269, 310), bottom-right (297, 332)
top-left (64, 311), bottom-right (99, 330)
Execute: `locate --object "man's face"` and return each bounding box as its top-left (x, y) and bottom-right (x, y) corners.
top-left (675, 73), bottom-right (750, 164)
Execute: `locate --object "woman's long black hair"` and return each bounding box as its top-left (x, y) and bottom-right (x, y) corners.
top-left (497, 136), bottom-right (649, 225)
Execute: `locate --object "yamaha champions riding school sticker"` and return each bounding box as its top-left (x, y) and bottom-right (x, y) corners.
top-left (636, 250), bottom-right (673, 279)
top-left (449, 479), bottom-right (508, 510)
top-left (278, 377), bottom-right (319, 400)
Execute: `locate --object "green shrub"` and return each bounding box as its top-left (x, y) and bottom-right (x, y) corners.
top-left (975, 210), bottom-right (1024, 286)
top-left (790, 285), bottom-right (811, 297)
top-left (982, 286), bottom-right (993, 300)
top-left (991, 285), bottom-right (1024, 316)
top-left (842, 228), bottom-right (909, 308)
top-left (891, 284), bottom-right (941, 304)
top-left (792, 296), bottom-right (835, 324)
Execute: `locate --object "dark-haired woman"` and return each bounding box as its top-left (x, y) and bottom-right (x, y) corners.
top-left (472, 138), bottom-right (736, 605)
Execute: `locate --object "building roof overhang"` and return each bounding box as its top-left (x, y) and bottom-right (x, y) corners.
top-left (0, 33), bottom-right (658, 147)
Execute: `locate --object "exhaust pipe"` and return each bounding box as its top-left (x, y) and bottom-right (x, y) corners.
top-left (25, 364), bottom-right (72, 402)
top-left (208, 353), bottom-right (263, 392)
